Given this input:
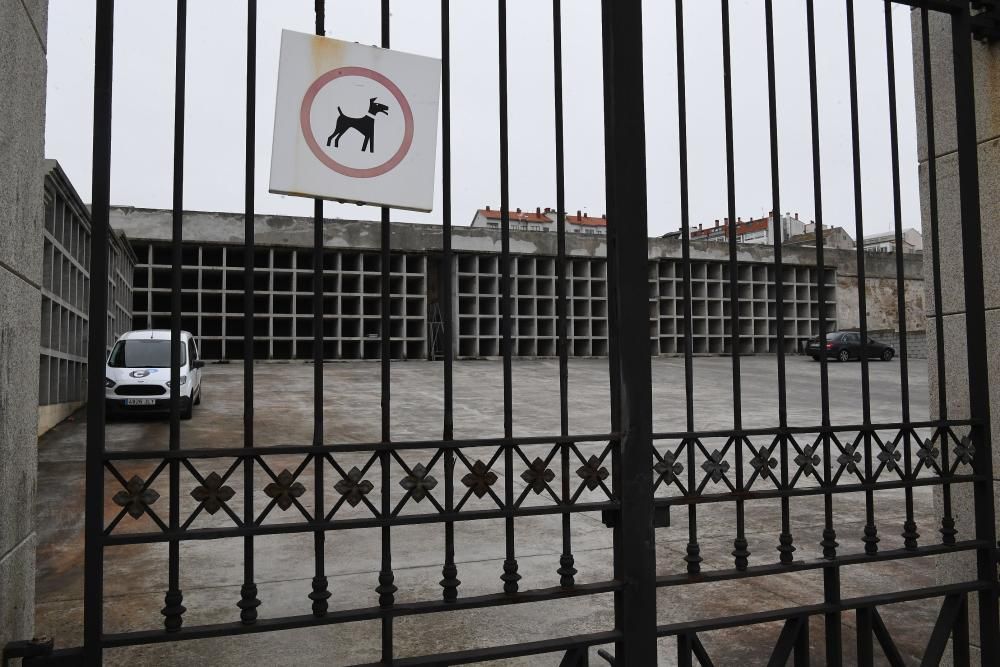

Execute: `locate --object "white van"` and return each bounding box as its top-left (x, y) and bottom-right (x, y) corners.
top-left (105, 329), bottom-right (204, 419)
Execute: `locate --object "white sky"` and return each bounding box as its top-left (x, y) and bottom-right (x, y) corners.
top-left (45, 0), bottom-right (920, 238)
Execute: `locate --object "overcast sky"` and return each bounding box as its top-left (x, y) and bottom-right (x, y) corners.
top-left (45, 0), bottom-right (920, 238)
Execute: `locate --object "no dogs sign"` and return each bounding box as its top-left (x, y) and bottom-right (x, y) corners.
top-left (269, 30), bottom-right (441, 212)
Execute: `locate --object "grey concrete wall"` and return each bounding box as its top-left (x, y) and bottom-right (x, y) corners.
top-left (0, 0), bottom-right (47, 651)
top-left (913, 8), bottom-right (1000, 662)
top-left (110, 206), bottom-right (925, 329)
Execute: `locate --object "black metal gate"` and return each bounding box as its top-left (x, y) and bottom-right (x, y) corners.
top-left (35, 0), bottom-right (1000, 664)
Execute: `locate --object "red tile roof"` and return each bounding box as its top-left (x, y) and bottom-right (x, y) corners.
top-left (567, 213), bottom-right (607, 227)
top-left (477, 208), bottom-right (552, 224)
top-left (691, 216), bottom-right (769, 238)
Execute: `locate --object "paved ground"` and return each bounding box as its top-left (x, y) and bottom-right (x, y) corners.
top-left (35, 356), bottom-right (971, 665)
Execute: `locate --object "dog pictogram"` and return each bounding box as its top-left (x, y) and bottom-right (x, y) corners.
top-left (326, 97), bottom-right (390, 153)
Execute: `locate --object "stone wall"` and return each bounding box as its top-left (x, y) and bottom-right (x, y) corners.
top-left (913, 7), bottom-right (1000, 662)
top-left (0, 0), bottom-right (47, 651)
top-left (867, 328), bottom-right (928, 360)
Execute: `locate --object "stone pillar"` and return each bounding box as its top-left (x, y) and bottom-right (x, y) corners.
top-left (913, 6), bottom-right (1000, 663)
top-left (0, 0), bottom-right (47, 651)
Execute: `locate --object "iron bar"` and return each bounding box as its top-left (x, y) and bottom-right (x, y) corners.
top-left (310, 0), bottom-right (329, 620)
top-left (163, 0), bottom-right (188, 634)
top-left (656, 581), bottom-right (990, 638)
top-left (673, 0), bottom-right (702, 579)
top-left (102, 498), bottom-right (622, 545)
top-left (378, 4), bottom-right (395, 662)
top-left (856, 607), bottom-right (874, 666)
top-left (720, 0), bottom-right (750, 573)
top-left (764, 0), bottom-right (794, 570)
top-left (84, 1), bottom-right (115, 661)
top-left (603, 0), bottom-right (625, 654)
top-left (239, 0), bottom-right (260, 626)
top-left (845, 0), bottom-right (879, 556)
top-left (553, 0), bottom-right (576, 591)
top-left (806, 0), bottom-right (840, 660)
top-left (439, 0), bottom-right (459, 605)
top-left (498, 0), bottom-right (520, 597)
top-left (884, 1), bottom-right (919, 551)
top-left (656, 540), bottom-right (986, 587)
top-left (601, 0), bottom-right (656, 661)
top-left (104, 432), bottom-right (620, 460)
top-left (101, 584), bottom-right (623, 647)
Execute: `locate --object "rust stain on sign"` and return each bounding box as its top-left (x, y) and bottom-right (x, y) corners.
top-left (310, 34), bottom-right (346, 75)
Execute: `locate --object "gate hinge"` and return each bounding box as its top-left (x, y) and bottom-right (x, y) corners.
top-left (971, 1), bottom-right (1000, 42)
top-left (2, 638), bottom-right (82, 667)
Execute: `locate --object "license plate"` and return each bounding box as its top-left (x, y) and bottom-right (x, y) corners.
top-left (125, 398), bottom-right (156, 406)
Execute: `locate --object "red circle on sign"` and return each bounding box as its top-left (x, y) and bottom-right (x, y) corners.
top-left (300, 66), bottom-right (414, 179)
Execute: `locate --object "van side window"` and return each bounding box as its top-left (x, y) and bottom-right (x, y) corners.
top-left (188, 339), bottom-right (197, 364)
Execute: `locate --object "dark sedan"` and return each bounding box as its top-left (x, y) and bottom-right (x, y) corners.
top-left (805, 331), bottom-right (895, 362)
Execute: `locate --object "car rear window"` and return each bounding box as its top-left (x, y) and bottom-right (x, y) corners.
top-left (108, 340), bottom-right (187, 368)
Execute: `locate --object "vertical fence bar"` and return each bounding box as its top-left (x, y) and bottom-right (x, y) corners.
top-left (720, 0), bottom-right (749, 572)
top-left (845, 0), bottom-right (879, 557)
top-left (805, 1), bottom-right (840, 662)
top-left (673, 0), bottom-right (702, 579)
top-left (921, 4), bottom-right (956, 545)
top-left (239, 0), bottom-right (261, 625)
top-left (498, 0), bottom-right (520, 596)
top-left (856, 607), bottom-right (874, 667)
top-left (309, 0), bottom-right (330, 620)
top-left (951, 3), bottom-right (1000, 661)
top-left (601, 0), bottom-right (656, 662)
top-left (604, 5), bottom-right (625, 656)
top-left (439, 0), bottom-right (459, 604)
top-left (552, 0), bottom-right (576, 589)
top-left (884, 1), bottom-right (918, 551)
top-left (921, 6), bottom-right (956, 546)
top-left (163, 0), bottom-right (188, 633)
top-left (953, 593), bottom-right (970, 666)
top-left (378, 3), bottom-right (395, 662)
top-left (84, 1), bottom-right (115, 660)
top-left (764, 0), bottom-right (793, 569)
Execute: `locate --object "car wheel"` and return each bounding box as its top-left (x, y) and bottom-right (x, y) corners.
top-left (882, 349), bottom-right (894, 361)
top-left (838, 349), bottom-right (850, 362)
top-left (181, 400), bottom-right (193, 420)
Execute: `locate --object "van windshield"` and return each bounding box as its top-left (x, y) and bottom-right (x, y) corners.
top-left (108, 340), bottom-right (186, 368)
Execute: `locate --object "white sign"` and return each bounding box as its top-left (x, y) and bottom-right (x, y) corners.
top-left (269, 30), bottom-right (441, 212)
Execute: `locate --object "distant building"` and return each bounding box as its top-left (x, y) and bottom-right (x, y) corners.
top-left (863, 228), bottom-right (922, 253)
top-left (664, 212), bottom-right (810, 245)
top-left (470, 207), bottom-right (607, 235)
top-left (783, 226), bottom-right (857, 251)
top-left (40, 161), bottom-right (136, 434)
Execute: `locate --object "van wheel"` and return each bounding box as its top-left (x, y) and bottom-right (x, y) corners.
top-left (838, 349), bottom-right (850, 362)
top-left (194, 388), bottom-right (201, 406)
top-left (181, 400), bottom-right (193, 420)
